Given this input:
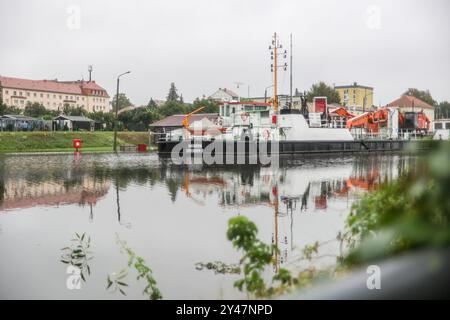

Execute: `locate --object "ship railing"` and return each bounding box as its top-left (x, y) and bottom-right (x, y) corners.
top-left (306, 118), bottom-right (346, 128)
top-left (351, 130), bottom-right (432, 141)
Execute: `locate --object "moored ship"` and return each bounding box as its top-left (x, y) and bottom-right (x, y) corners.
top-left (156, 33), bottom-right (427, 157)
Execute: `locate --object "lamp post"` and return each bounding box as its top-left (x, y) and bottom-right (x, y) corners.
top-left (264, 85), bottom-right (274, 103)
top-left (113, 71), bottom-right (130, 152)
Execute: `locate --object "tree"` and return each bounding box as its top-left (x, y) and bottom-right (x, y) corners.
top-left (436, 101), bottom-right (450, 119)
top-left (23, 102), bottom-right (47, 118)
top-left (179, 94), bottom-right (184, 104)
top-left (0, 102), bottom-right (21, 116)
top-left (306, 82), bottom-right (341, 104)
top-left (88, 111), bottom-right (115, 130)
top-left (63, 105), bottom-right (87, 116)
top-left (403, 88), bottom-right (436, 106)
top-left (166, 82), bottom-right (179, 102)
top-left (5, 106), bottom-right (22, 115)
top-left (147, 98), bottom-right (157, 109)
top-left (117, 107), bottom-right (161, 131)
top-left (112, 93), bottom-right (132, 111)
top-left (191, 98), bottom-right (219, 113)
top-left (159, 100), bottom-right (187, 117)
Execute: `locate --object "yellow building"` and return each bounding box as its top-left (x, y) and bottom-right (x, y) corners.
top-left (335, 82), bottom-right (374, 114)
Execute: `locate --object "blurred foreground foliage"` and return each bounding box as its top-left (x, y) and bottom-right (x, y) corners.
top-left (344, 142), bottom-right (450, 264)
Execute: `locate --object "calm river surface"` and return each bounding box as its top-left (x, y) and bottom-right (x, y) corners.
top-left (0, 152), bottom-right (417, 299)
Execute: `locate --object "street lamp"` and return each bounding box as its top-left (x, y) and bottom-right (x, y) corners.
top-left (264, 85), bottom-right (274, 103)
top-left (113, 71), bottom-right (131, 152)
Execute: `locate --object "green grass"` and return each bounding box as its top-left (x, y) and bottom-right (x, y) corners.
top-left (0, 131), bottom-right (152, 153)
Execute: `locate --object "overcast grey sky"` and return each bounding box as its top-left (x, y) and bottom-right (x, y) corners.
top-left (0, 0), bottom-right (449, 106)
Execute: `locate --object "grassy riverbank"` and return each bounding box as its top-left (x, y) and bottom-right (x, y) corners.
top-left (0, 131), bottom-right (152, 153)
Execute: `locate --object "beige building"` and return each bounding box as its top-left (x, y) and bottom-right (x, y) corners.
top-left (335, 82), bottom-right (374, 114)
top-left (0, 75), bottom-right (110, 113)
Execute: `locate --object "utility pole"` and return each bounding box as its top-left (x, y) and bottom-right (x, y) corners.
top-left (113, 71), bottom-right (131, 152)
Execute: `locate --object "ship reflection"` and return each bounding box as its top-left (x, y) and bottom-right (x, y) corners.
top-left (0, 153), bottom-right (417, 270)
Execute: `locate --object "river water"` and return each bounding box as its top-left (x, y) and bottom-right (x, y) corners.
top-left (0, 152), bottom-right (416, 299)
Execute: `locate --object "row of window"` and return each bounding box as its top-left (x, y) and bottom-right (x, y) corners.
top-left (434, 122), bottom-right (450, 130)
top-left (4, 90), bottom-right (107, 103)
top-left (3, 98), bottom-right (107, 111)
top-left (91, 89), bottom-right (107, 96)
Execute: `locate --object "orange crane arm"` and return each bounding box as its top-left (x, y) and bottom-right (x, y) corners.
top-left (346, 112), bottom-right (373, 129)
top-left (182, 106), bottom-right (205, 129)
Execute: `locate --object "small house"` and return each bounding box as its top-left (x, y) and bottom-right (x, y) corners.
top-left (53, 115), bottom-right (96, 131)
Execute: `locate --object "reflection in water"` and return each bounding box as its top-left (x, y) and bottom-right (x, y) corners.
top-left (0, 153), bottom-right (418, 299)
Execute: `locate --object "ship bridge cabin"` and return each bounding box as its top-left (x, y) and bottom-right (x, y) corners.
top-left (219, 101), bottom-right (273, 127)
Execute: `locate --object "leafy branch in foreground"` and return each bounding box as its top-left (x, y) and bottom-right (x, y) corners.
top-left (60, 232), bottom-right (93, 282)
top-left (108, 234), bottom-right (162, 300)
top-left (226, 216), bottom-right (297, 297)
top-left (106, 268), bottom-right (129, 295)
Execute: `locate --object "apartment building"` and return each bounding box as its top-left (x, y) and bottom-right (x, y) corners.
top-left (335, 82), bottom-right (374, 114)
top-left (0, 75), bottom-right (110, 113)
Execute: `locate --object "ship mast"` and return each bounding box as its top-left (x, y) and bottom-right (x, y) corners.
top-left (270, 33), bottom-right (287, 113)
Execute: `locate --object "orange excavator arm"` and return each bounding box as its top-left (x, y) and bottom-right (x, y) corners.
top-left (182, 106), bottom-right (205, 129)
top-left (346, 112), bottom-right (373, 129)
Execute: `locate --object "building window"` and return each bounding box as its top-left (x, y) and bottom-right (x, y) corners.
top-left (40, 93), bottom-right (43, 97)
top-left (53, 94), bottom-right (56, 98)
top-left (13, 91), bottom-right (17, 95)
top-left (5, 90), bottom-right (8, 94)
top-left (34, 93), bottom-right (37, 97)
top-left (59, 95), bottom-right (62, 99)
top-left (435, 123), bottom-right (443, 129)
top-left (19, 91), bottom-right (22, 96)
top-left (27, 92), bottom-right (30, 97)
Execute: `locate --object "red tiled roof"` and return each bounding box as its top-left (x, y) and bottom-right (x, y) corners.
top-left (388, 95), bottom-right (434, 109)
top-left (0, 75), bottom-right (109, 97)
top-left (150, 113), bottom-right (219, 127)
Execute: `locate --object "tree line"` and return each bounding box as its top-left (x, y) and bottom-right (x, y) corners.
top-left (1, 82), bottom-right (450, 131)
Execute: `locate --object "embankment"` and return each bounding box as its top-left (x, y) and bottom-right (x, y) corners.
top-left (0, 131), bottom-right (151, 153)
